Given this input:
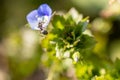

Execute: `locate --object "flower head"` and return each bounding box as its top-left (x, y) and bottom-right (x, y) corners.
top-left (26, 4), bottom-right (52, 30)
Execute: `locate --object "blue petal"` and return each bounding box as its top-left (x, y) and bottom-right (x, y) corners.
top-left (26, 10), bottom-right (38, 23)
top-left (37, 4), bottom-right (52, 16)
top-left (28, 21), bottom-right (40, 30)
top-left (26, 10), bottom-right (40, 30)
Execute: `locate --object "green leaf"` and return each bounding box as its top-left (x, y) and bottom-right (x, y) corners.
top-left (52, 15), bottom-right (65, 30)
top-left (114, 58), bottom-right (120, 78)
top-left (76, 34), bottom-right (96, 49)
top-left (74, 19), bottom-right (89, 37)
top-left (51, 15), bottom-right (66, 38)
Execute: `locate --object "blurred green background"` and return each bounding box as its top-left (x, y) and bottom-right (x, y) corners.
top-left (0, 0), bottom-right (120, 80)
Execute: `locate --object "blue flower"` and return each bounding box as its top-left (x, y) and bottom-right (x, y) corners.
top-left (26, 4), bottom-right (52, 30)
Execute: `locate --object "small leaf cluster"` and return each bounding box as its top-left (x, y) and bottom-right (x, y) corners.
top-left (50, 11), bottom-right (96, 62)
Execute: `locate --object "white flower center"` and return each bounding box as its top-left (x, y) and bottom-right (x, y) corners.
top-left (37, 16), bottom-right (49, 23)
top-left (37, 16), bottom-right (49, 29)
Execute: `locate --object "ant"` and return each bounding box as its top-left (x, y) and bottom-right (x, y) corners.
top-left (38, 21), bottom-right (48, 35)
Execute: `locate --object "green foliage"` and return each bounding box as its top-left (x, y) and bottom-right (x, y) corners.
top-left (40, 8), bottom-right (120, 80)
top-left (49, 12), bottom-right (96, 62)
